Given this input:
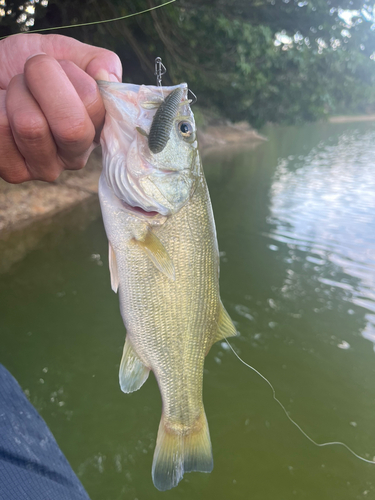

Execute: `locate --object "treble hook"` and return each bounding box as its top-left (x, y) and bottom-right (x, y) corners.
top-left (155, 57), bottom-right (167, 87)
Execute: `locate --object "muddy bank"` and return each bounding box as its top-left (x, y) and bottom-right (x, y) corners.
top-left (0, 149), bottom-right (102, 235)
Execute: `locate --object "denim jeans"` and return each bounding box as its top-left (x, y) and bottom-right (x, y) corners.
top-left (0, 364), bottom-right (90, 500)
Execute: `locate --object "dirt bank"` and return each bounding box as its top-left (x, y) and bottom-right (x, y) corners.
top-left (0, 149), bottom-right (102, 234)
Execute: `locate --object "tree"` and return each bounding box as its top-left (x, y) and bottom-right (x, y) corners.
top-left (1, 0), bottom-right (375, 125)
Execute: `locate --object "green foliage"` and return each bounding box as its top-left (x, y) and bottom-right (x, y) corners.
top-left (1, 0), bottom-right (375, 125)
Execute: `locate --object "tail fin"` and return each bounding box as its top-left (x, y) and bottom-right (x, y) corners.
top-left (152, 411), bottom-right (213, 491)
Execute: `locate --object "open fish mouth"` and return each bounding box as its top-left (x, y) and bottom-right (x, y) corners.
top-left (142, 157), bottom-right (188, 174)
top-left (121, 198), bottom-right (161, 218)
top-left (158, 168), bottom-right (184, 174)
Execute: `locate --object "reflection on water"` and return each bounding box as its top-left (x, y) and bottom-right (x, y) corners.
top-left (2, 121), bottom-right (375, 499)
top-left (266, 127), bottom-right (375, 351)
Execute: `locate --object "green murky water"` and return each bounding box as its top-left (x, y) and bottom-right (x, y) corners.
top-left (2, 121), bottom-right (375, 499)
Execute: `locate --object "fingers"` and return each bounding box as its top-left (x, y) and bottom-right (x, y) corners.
top-left (0, 89), bottom-right (32, 183)
top-left (1, 54), bottom-right (100, 183)
top-left (84, 51), bottom-right (122, 83)
top-left (0, 34), bottom-right (122, 88)
top-left (6, 74), bottom-right (63, 182)
top-left (39, 34), bottom-right (122, 82)
top-left (0, 34), bottom-right (123, 183)
top-left (24, 54), bottom-right (96, 170)
top-left (58, 59), bottom-right (105, 142)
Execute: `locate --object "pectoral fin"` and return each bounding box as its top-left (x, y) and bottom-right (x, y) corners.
top-left (119, 337), bottom-right (150, 393)
top-left (134, 230), bottom-right (175, 281)
top-left (212, 303), bottom-right (237, 345)
top-left (108, 242), bottom-right (119, 293)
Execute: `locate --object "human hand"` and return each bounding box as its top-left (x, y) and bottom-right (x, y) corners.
top-left (0, 33), bottom-right (122, 183)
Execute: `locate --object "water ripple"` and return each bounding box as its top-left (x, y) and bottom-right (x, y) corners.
top-left (267, 127), bottom-right (375, 351)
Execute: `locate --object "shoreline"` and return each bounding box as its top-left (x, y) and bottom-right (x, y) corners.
top-left (0, 148), bottom-right (102, 236)
top-left (1, 111), bottom-right (374, 254)
top-left (0, 123), bottom-right (266, 237)
top-left (2, 111), bottom-right (373, 273)
top-left (328, 114), bottom-right (375, 123)
top-left (0, 124), bottom-right (265, 273)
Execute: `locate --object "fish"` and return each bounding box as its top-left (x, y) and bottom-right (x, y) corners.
top-left (97, 81), bottom-right (237, 491)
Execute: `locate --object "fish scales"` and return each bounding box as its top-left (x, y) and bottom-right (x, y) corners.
top-left (98, 81), bottom-right (237, 491)
top-left (119, 181), bottom-right (216, 419)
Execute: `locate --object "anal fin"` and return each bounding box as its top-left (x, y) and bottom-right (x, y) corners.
top-left (108, 242), bottom-right (119, 293)
top-left (212, 302), bottom-right (237, 345)
top-left (119, 337), bottom-right (150, 393)
top-left (134, 230), bottom-right (175, 281)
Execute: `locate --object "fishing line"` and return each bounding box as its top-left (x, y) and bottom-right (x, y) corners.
top-left (224, 338), bottom-right (375, 465)
top-left (0, 0), bottom-right (176, 40)
top-left (3, 0), bottom-right (371, 464)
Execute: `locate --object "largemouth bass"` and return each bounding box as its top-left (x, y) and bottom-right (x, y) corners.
top-left (98, 81), bottom-right (236, 491)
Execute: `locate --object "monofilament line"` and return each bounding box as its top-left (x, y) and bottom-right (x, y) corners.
top-left (224, 338), bottom-right (375, 465)
top-left (0, 0), bottom-right (176, 40)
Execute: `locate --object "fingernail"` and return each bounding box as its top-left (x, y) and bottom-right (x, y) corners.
top-left (109, 72), bottom-right (121, 82)
top-left (26, 52), bottom-right (47, 62)
top-left (94, 69), bottom-right (120, 82)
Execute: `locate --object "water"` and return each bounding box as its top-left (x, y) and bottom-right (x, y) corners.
top-left (2, 120), bottom-right (375, 499)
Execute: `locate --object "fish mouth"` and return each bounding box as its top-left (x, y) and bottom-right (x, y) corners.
top-left (121, 199), bottom-right (161, 218)
top-left (158, 169), bottom-right (182, 174)
top-left (142, 157), bottom-right (185, 174)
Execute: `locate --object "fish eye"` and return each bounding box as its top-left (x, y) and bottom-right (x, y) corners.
top-left (178, 121), bottom-right (195, 141)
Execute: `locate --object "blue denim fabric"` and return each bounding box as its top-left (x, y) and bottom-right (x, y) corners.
top-left (0, 364), bottom-right (90, 500)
